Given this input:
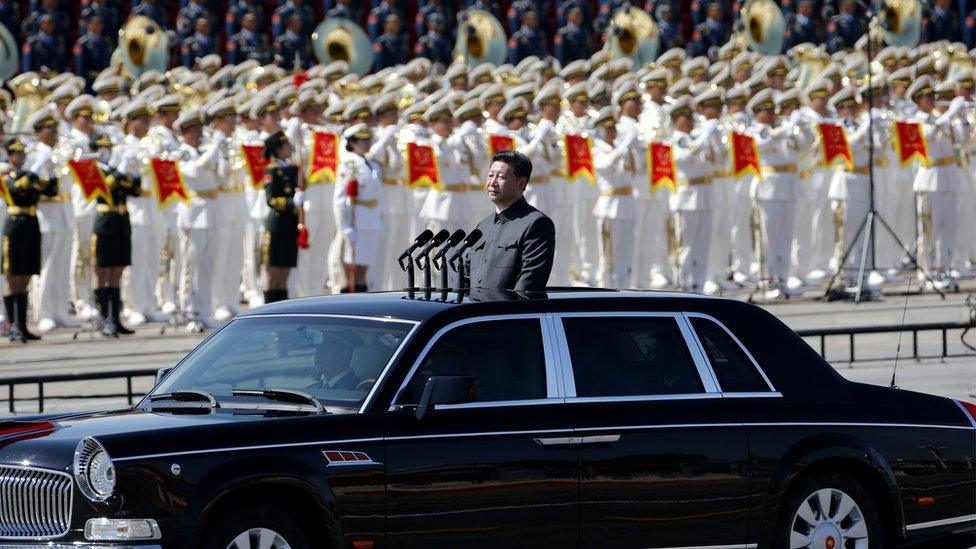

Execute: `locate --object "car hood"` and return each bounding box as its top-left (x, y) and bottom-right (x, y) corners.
top-left (0, 407), bottom-right (358, 471)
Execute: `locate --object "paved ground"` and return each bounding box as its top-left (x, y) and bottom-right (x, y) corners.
top-left (0, 279), bottom-right (974, 414)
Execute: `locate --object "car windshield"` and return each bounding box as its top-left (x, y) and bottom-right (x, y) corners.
top-left (148, 315), bottom-right (415, 412)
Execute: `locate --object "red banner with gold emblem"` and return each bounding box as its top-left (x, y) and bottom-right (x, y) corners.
top-left (893, 121), bottom-right (929, 167)
top-left (564, 134), bottom-right (595, 184)
top-left (405, 142), bottom-right (441, 189)
top-left (818, 123), bottom-right (853, 169)
top-left (730, 132), bottom-right (761, 179)
top-left (148, 158), bottom-right (187, 208)
top-left (487, 134), bottom-right (516, 157)
top-left (241, 144), bottom-right (270, 189)
top-left (307, 131), bottom-right (340, 184)
top-left (66, 159), bottom-right (113, 205)
top-left (648, 142), bottom-right (676, 191)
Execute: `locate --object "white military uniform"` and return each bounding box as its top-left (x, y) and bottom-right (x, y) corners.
top-left (952, 102), bottom-right (975, 274)
top-left (593, 132), bottom-right (639, 288)
top-left (29, 139), bottom-right (75, 328)
top-left (292, 122), bottom-right (337, 297)
top-left (751, 119), bottom-right (800, 287)
top-left (632, 108), bottom-right (671, 289)
top-left (791, 108), bottom-right (836, 283)
top-left (557, 111), bottom-right (597, 285)
top-left (670, 123), bottom-right (716, 292)
top-left (65, 127), bottom-right (96, 316)
top-left (703, 117), bottom-right (736, 292)
top-left (211, 131), bottom-right (251, 318)
top-left (368, 123), bottom-right (407, 291)
top-left (728, 111), bottom-right (758, 281)
top-left (329, 151), bottom-right (383, 291)
top-left (239, 126), bottom-right (268, 306)
top-left (827, 116), bottom-right (874, 287)
top-left (114, 133), bottom-right (160, 321)
top-left (420, 125), bottom-right (477, 235)
top-left (177, 131), bottom-right (226, 326)
top-left (146, 124), bottom-right (183, 312)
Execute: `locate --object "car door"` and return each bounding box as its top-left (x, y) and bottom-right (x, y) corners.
top-left (551, 312), bottom-right (756, 549)
top-left (384, 315), bottom-right (579, 548)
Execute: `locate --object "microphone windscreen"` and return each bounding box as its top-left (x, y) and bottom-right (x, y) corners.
top-left (430, 229), bottom-right (450, 246)
top-left (464, 229), bottom-right (483, 246)
top-left (413, 229), bottom-right (434, 246)
top-left (446, 229), bottom-right (466, 247)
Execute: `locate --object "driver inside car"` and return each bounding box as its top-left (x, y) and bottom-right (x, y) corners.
top-left (310, 332), bottom-right (364, 390)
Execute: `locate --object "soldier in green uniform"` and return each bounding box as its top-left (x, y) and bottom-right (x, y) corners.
top-left (91, 134), bottom-right (141, 337)
top-left (2, 139), bottom-right (58, 342)
top-left (261, 130), bottom-right (301, 304)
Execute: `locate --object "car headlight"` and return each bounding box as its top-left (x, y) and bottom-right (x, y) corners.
top-left (74, 437), bottom-right (116, 502)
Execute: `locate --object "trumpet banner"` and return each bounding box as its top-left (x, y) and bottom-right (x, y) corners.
top-left (893, 121), bottom-right (929, 167)
top-left (648, 142), bottom-right (676, 191)
top-left (405, 142), bottom-right (442, 189)
top-left (241, 144), bottom-right (270, 189)
top-left (564, 134), bottom-right (595, 183)
top-left (487, 134), bottom-right (516, 156)
top-left (308, 131), bottom-right (340, 184)
top-left (148, 158), bottom-right (187, 208)
top-left (730, 132), bottom-right (761, 179)
top-left (817, 123), bottom-right (853, 169)
top-left (67, 159), bottom-right (113, 205)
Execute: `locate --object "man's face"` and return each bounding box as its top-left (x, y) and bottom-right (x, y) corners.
top-left (8, 151), bottom-right (24, 167)
top-left (523, 12), bottom-right (537, 30)
top-left (674, 113), bottom-right (693, 132)
top-left (378, 110), bottom-right (398, 125)
top-left (181, 125), bottom-right (203, 145)
top-left (836, 105), bottom-right (853, 119)
top-left (40, 19), bottom-right (54, 34)
top-left (38, 126), bottom-right (57, 143)
top-left (570, 98), bottom-right (588, 116)
top-left (568, 8), bottom-right (581, 26)
top-left (541, 102), bottom-right (560, 120)
top-left (734, 67), bottom-right (752, 82)
top-left (648, 85), bottom-right (666, 102)
top-left (810, 96), bottom-right (828, 111)
top-left (707, 4), bottom-right (721, 21)
top-left (385, 16), bottom-right (400, 35)
top-left (242, 16), bottom-right (256, 31)
top-left (74, 113), bottom-right (93, 133)
top-left (88, 18), bottom-right (103, 36)
top-left (702, 104), bottom-right (722, 119)
top-left (485, 160), bottom-right (525, 208)
top-left (779, 105), bottom-right (796, 118)
top-left (129, 115), bottom-right (149, 137)
top-left (158, 110), bottom-right (179, 128)
top-left (798, 2), bottom-right (812, 16)
top-left (432, 117), bottom-right (452, 136)
top-left (507, 116), bottom-right (526, 131)
top-left (916, 92), bottom-right (935, 112)
top-left (958, 85), bottom-right (974, 101)
top-left (486, 102), bottom-right (502, 118)
top-left (197, 18), bottom-right (210, 35)
top-left (754, 108), bottom-right (775, 124)
top-left (621, 98), bottom-right (641, 118)
top-left (261, 111), bottom-right (280, 130)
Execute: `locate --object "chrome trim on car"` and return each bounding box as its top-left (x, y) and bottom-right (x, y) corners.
top-left (0, 465), bottom-right (72, 540)
top-left (390, 314), bottom-right (559, 408)
top-left (905, 513), bottom-right (976, 531)
top-left (953, 399), bottom-right (976, 429)
top-left (114, 437), bottom-right (386, 462)
top-left (683, 312), bottom-right (777, 393)
top-left (436, 398), bottom-right (561, 411)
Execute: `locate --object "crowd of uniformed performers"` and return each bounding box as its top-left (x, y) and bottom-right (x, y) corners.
top-left (1, 37), bottom-right (975, 342)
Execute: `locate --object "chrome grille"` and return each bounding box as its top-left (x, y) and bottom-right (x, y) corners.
top-left (0, 465), bottom-right (72, 539)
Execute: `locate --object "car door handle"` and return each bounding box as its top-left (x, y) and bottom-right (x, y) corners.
top-left (534, 435), bottom-right (621, 447)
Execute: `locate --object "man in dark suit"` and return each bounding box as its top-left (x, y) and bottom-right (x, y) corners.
top-left (466, 150), bottom-right (556, 292)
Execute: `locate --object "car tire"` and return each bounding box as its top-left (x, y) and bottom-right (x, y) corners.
top-left (774, 471), bottom-right (887, 549)
top-left (203, 503), bottom-right (311, 549)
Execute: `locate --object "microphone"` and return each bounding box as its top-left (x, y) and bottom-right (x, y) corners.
top-left (415, 229), bottom-right (450, 269)
top-left (432, 230), bottom-right (466, 270)
top-left (448, 229), bottom-right (483, 269)
top-left (397, 229), bottom-right (434, 270)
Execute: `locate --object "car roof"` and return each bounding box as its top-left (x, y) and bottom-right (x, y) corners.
top-left (239, 288), bottom-right (725, 322)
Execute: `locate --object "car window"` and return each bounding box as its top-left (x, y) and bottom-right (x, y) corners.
top-left (562, 316), bottom-right (704, 397)
top-left (690, 317), bottom-right (770, 393)
top-left (400, 319), bottom-right (547, 405)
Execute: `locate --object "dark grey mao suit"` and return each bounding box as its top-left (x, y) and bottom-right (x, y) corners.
top-left (465, 197), bottom-right (556, 292)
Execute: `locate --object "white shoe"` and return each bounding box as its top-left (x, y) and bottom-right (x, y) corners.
top-left (702, 281), bottom-right (721, 295)
top-left (37, 318), bottom-right (58, 333)
top-left (78, 304), bottom-right (99, 320)
top-left (786, 277), bottom-right (806, 290)
top-left (649, 273), bottom-right (670, 289)
top-left (763, 288), bottom-right (784, 300)
top-left (805, 269), bottom-right (827, 282)
top-left (883, 268), bottom-right (902, 282)
top-left (213, 307), bottom-right (234, 322)
top-left (185, 320), bottom-right (205, 334)
top-left (732, 271), bottom-right (755, 284)
top-left (161, 301), bottom-right (178, 315)
top-left (53, 315), bottom-right (78, 328)
top-left (248, 294), bottom-right (265, 308)
top-left (128, 312), bottom-right (147, 326)
top-left (867, 271), bottom-right (887, 288)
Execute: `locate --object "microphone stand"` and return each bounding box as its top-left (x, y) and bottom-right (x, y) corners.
top-left (397, 253), bottom-right (418, 298)
top-left (416, 249), bottom-right (434, 300)
top-left (822, 3), bottom-right (943, 302)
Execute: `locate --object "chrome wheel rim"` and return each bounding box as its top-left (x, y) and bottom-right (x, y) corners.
top-left (790, 488), bottom-right (869, 549)
top-left (226, 527), bottom-right (292, 549)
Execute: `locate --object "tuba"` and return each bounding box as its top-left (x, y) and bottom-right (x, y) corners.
top-left (117, 16), bottom-right (169, 78)
top-left (741, 0), bottom-right (785, 55)
top-left (454, 9), bottom-right (507, 67)
top-left (878, 0), bottom-right (921, 47)
top-left (789, 43), bottom-right (830, 89)
top-left (0, 22), bottom-right (17, 80)
top-left (8, 72), bottom-right (48, 135)
top-left (312, 19), bottom-right (372, 76)
top-left (607, 6), bottom-right (660, 67)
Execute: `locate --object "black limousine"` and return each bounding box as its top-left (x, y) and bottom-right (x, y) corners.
top-left (0, 290), bottom-right (972, 549)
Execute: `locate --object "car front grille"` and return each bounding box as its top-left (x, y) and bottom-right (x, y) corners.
top-left (0, 465), bottom-right (72, 539)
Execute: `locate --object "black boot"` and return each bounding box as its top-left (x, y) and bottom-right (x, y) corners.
top-left (3, 295), bottom-right (20, 342)
top-left (110, 288), bottom-right (134, 335)
top-left (16, 293), bottom-right (39, 341)
top-left (95, 288), bottom-right (118, 337)
top-left (277, 289), bottom-right (289, 302)
top-left (263, 290), bottom-right (278, 304)
top-left (354, 284), bottom-right (368, 293)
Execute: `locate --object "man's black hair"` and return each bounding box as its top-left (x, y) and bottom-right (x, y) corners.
top-left (491, 150), bottom-right (533, 182)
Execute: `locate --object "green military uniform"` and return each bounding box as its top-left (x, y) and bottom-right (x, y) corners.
top-left (2, 168), bottom-right (57, 276)
top-left (92, 167), bottom-right (141, 269)
top-left (262, 159), bottom-right (300, 268)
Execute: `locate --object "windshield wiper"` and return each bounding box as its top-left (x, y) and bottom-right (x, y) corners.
top-left (231, 388), bottom-right (326, 413)
top-left (147, 390), bottom-right (219, 410)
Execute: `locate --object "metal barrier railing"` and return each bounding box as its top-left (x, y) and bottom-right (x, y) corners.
top-left (796, 320), bottom-right (975, 363)
top-left (0, 369), bottom-right (157, 414)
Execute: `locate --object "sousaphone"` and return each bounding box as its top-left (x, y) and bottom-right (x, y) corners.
top-left (455, 9), bottom-right (507, 67)
top-left (312, 19), bottom-right (372, 76)
top-left (0, 22), bottom-right (18, 80)
top-left (607, 6), bottom-right (660, 67)
top-left (741, 0), bottom-right (785, 55)
top-left (117, 16), bottom-right (169, 78)
top-left (878, 0), bottom-right (921, 47)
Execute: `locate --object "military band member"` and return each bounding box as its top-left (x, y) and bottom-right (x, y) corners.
top-left (419, 100), bottom-right (477, 235)
top-left (558, 81), bottom-right (595, 286)
top-left (332, 124), bottom-right (383, 294)
top-left (90, 134), bottom-right (139, 337)
top-left (369, 93), bottom-right (408, 291)
top-left (208, 99), bottom-right (246, 321)
top-left (27, 107), bottom-right (77, 332)
top-left (64, 96), bottom-right (99, 320)
top-left (262, 130), bottom-right (300, 303)
top-left (592, 106), bottom-right (638, 288)
top-left (2, 139), bottom-right (57, 342)
top-left (635, 71), bottom-right (672, 289)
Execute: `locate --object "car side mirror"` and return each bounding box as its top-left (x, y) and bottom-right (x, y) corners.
top-left (415, 375), bottom-right (477, 421)
top-left (156, 367), bottom-right (173, 385)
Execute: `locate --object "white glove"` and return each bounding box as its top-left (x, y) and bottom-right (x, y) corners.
top-left (788, 110), bottom-right (803, 126)
top-left (945, 96), bottom-right (966, 118)
top-left (458, 120), bottom-right (477, 136)
top-left (211, 130), bottom-right (227, 146)
top-left (342, 227), bottom-right (356, 244)
top-left (293, 189), bottom-right (305, 207)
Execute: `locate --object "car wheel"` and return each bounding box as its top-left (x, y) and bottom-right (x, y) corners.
top-left (204, 504), bottom-right (311, 549)
top-left (777, 472), bottom-right (886, 549)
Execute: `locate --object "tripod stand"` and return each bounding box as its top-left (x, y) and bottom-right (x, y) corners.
top-left (822, 5), bottom-right (943, 302)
